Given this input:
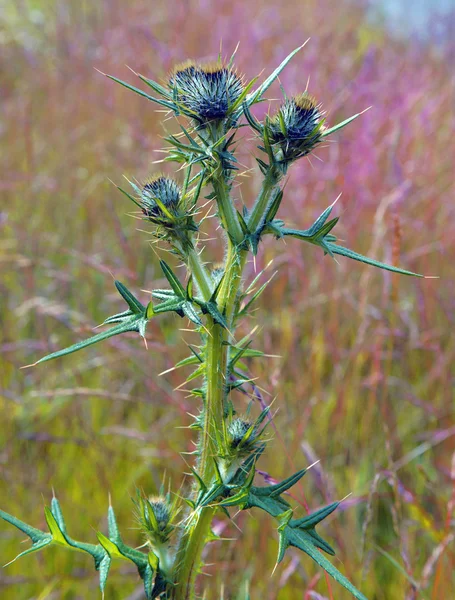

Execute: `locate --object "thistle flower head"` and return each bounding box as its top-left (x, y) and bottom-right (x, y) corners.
top-left (227, 417), bottom-right (255, 449)
top-left (218, 413), bottom-right (268, 481)
top-left (169, 60), bottom-right (244, 125)
top-left (134, 493), bottom-right (177, 546)
top-left (268, 93), bottom-right (324, 165)
top-left (141, 175), bottom-right (181, 219)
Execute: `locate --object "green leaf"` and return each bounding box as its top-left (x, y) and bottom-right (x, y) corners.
top-left (136, 73), bottom-right (172, 99)
top-left (237, 210), bottom-right (251, 235)
top-left (292, 502), bottom-right (339, 529)
top-left (0, 509), bottom-right (50, 544)
top-left (103, 72), bottom-right (175, 110)
top-left (242, 102), bottom-right (263, 133)
top-left (325, 243), bottom-right (423, 277)
top-left (276, 200), bottom-right (424, 278)
top-left (159, 260), bottom-right (186, 296)
top-left (117, 184), bottom-right (144, 209)
top-left (30, 319), bottom-right (142, 366)
top-left (152, 288), bottom-right (176, 300)
top-left (253, 468), bottom-right (308, 498)
top-left (197, 300), bottom-right (228, 329)
top-left (1, 499), bottom-right (153, 596)
top-left (44, 507), bottom-right (68, 545)
top-left (97, 531), bottom-right (124, 559)
top-left (229, 76), bottom-right (259, 112)
top-left (28, 281), bottom-right (152, 366)
top-left (0, 509), bottom-right (52, 564)
top-left (241, 42), bottom-right (309, 112)
top-left (238, 272), bottom-right (276, 317)
top-left (285, 528), bottom-right (368, 600)
top-left (321, 108), bottom-right (370, 138)
top-left (182, 302), bottom-right (203, 326)
top-left (264, 189), bottom-right (284, 223)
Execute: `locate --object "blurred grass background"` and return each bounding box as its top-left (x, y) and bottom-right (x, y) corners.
top-left (1, 0), bottom-right (454, 598)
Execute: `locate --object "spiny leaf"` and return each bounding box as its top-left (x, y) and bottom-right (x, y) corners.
top-left (136, 73), bottom-right (172, 100)
top-left (152, 289), bottom-right (177, 300)
top-left (102, 72), bottom-right (175, 110)
top-left (321, 107), bottom-right (371, 138)
top-left (29, 319), bottom-right (143, 366)
top-left (174, 355), bottom-right (202, 369)
top-left (115, 281), bottom-right (146, 314)
top-left (0, 509), bottom-right (52, 565)
top-left (325, 243), bottom-right (424, 277)
top-left (26, 281), bottom-right (152, 366)
top-left (253, 468), bottom-right (308, 498)
top-left (284, 528), bottom-right (368, 600)
top-left (159, 260), bottom-right (186, 296)
top-left (238, 272), bottom-right (276, 317)
top-left (198, 300), bottom-right (228, 329)
top-left (264, 189), bottom-right (284, 223)
top-left (229, 76), bottom-right (259, 112)
top-left (182, 302), bottom-right (203, 326)
top-left (240, 41), bottom-right (309, 113)
top-left (292, 501), bottom-right (339, 529)
top-left (0, 509), bottom-right (50, 544)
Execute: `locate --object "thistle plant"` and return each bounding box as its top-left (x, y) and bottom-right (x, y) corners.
top-left (1, 44), bottom-right (425, 600)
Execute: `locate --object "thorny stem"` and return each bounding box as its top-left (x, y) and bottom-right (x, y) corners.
top-left (172, 168), bottom-right (248, 599)
top-left (247, 168), bottom-right (282, 234)
top-left (172, 317), bottom-right (225, 600)
top-left (186, 247), bottom-right (212, 301)
top-left (211, 173), bottom-right (244, 246)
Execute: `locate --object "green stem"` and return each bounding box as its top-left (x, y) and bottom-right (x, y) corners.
top-left (172, 150), bottom-right (279, 600)
top-left (172, 234), bottom-right (247, 600)
top-left (212, 174), bottom-right (244, 245)
top-left (187, 247), bottom-right (212, 301)
top-left (172, 319), bottom-right (226, 600)
top-left (247, 169), bottom-right (281, 234)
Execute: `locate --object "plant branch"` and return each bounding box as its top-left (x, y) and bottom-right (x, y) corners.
top-left (247, 168), bottom-right (282, 234)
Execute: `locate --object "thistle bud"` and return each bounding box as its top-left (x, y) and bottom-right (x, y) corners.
top-left (268, 94), bottom-right (324, 165)
top-left (227, 417), bottom-right (258, 452)
top-left (141, 176), bottom-right (181, 219)
top-left (134, 494), bottom-right (175, 546)
top-left (169, 61), bottom-right (244, 125)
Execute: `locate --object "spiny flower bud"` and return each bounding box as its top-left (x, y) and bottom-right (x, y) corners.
top-left (227, 417), bottom-right (257, 450)
top-left (169, 61), bottom-right (244, 125)
top-left (148, 496), bottom-right (171, 531)
top-left (135, 494), bottom-right (174, 546)
top-left (141, 175), bottom-right (181, 219)
top-left (269, 93), bottom-right (324, 164)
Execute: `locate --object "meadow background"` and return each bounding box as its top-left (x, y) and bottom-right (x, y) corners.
top-left (1, 0), bottom-right (454, 598)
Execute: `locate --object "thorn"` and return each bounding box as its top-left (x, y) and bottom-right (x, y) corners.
top-left (306, 460), bottom-right (320, 471)
top-left (340, 492), bottom-right (353, 503)
top-left (159, 365), bottom-right (178, 376)
top-left (331, 192), bottom-right (342, 208)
